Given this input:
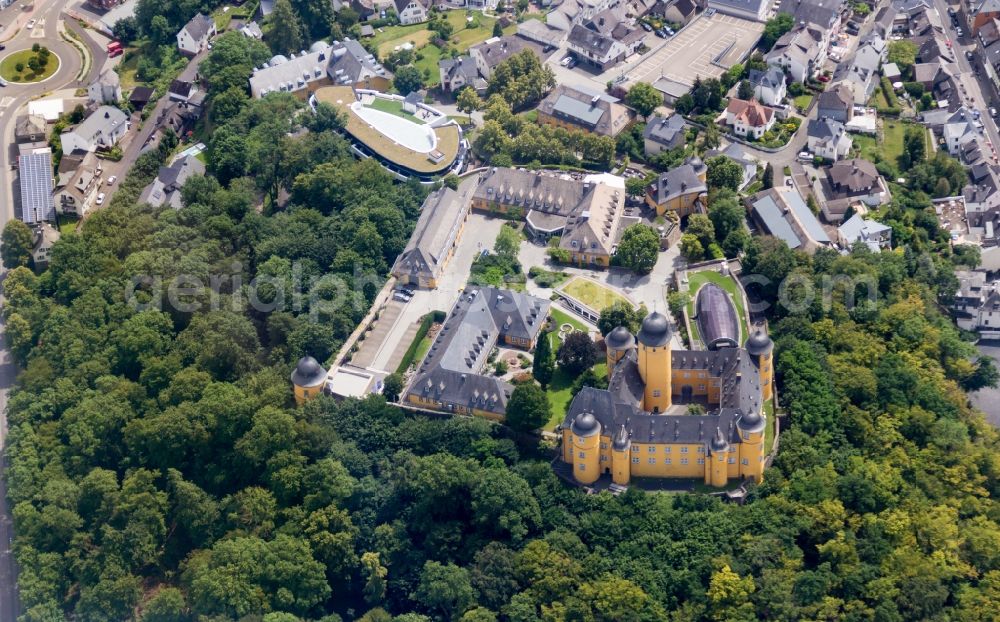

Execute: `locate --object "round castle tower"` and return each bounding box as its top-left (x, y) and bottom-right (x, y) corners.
top-left (611, 423), bottom-right (632, 486)
top-left (636, 311), bottom-right (672, 414)
top-left (605, 325), bottom-right (635, 369)
top-left (745, 328), bottom-right (774, 401)
top-left (291, 356), bottom-right (328, 406)
top-left (569, 412), bottom-right (602, 485)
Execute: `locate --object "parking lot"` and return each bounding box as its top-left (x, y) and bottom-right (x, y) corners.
top-left (624, 14), bottom-right (764, 89)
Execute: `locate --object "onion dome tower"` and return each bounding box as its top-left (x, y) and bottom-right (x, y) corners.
top-left (605, 325), bottom-right (635, 369)
top-left (569, 412), bottom-right (602, 485)
top-left (744, 327), bottom-right (774, 401)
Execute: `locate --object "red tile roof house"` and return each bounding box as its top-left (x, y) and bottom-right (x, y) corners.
top-left (724, 98), bottom-right (776, 140)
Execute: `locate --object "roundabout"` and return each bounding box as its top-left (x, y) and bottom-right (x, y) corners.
top-left (0, 46), bottom-right (60, 83)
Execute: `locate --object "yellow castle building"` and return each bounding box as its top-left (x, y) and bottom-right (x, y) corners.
top-left (558, 300), bottom-right (773, 488)
top-left (290, 356), bottom-right (328, 406)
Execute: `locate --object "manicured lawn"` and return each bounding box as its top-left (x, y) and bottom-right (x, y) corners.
top-left (0, 49), bottom-right (59, 83)
top-left (57, 215), bottom-right (79, 235)
top-left (378, 28), bottom-right (434, 57)
top-left (368, 96), bottom-right (424, 122)
top-left (560, 277), bottom-right (630, 312)
top-left (854, 121), bottom-right (931, 174)
top-left (413, 44), bottom-right (445, 86)
top-left (685, 270), bottom-right (748, 344)
top-left (792, 94), bottom-right (813, 112)
top-left (881, 120), bottom-right (906, 163)
top-left (544, 361), bottom-right (607, 431)
top-left (117, 52), bottom-right (140, 90)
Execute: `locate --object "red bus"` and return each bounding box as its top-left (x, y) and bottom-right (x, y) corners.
top-left (107, 41), bottom-right (123, 57)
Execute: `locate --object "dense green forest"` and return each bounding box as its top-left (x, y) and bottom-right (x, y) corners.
top-left (5, 22), bottom-right (1000, 622)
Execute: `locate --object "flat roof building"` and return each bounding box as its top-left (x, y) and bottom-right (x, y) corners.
top-left (18, 150), bottom-right (56, 225)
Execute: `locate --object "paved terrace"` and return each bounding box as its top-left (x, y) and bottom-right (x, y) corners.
top-left (315, 85), bottom-right (461, 175)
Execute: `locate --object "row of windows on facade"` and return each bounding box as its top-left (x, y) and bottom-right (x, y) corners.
top-left (576, 456), bottom-right (755, 471)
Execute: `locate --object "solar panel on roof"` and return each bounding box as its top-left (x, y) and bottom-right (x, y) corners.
top-left (18, 152), bottom-right (55, 225)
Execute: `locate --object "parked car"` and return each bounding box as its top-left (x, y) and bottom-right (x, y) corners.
top-left (948, 6), bottom-right (956, 15)
top-left (26, 18), bottom-right (35, 28)
top-left (655, 29), bottom-right (667, 38)
top-left (641, 22), bottom-right (652, 31)
top-left (705, 7), bottom-right (716, 16)
top-left (0, 44), bottom-right (5, 51)
top-left (957, 27), bottom-right (964, 36)
top-left (785, 177), bottom-right (794, 187)
top-left (96, 193), bottom-right (106, 206)
top-left (566, 57), bottom-right (577, 68)
top-left (393, 292), bottom-right (411, 303)
top-left (398, 287), bottom-right (415, 297)
top-left (560, 55), bottom-right (573, 66)
top-left (967, 50), bottom-right (975, 60)
top-left (107, 175), bottom-right (117, 185)
top-left (991, 107), bottom-right (998, 117)
top-left (798, 151), bottom-right (813, 162)
top-left (0, 77), bottom-right (7, 87)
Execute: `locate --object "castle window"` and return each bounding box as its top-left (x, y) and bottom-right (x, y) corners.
top-left (699, 385), bottom-right (705, 391)
top-left (578, 463), bottom-right (586, 471)
top-left (600, 455), bottom-right (608, 462)
top-left (632, 446), bottom-right (639, 452)
top-left (742, 458), bottom-right (749, 465)
top-left (632, 457), bottom-right (640, 464)
top-left (578, 451), bottom-right (586, 458)
top-left (697, 458), bottom-right (705, 464)
top-left (648, 446), bottom-right (656, 453)
top-left (696, 447), bottom-right (704, 454)
top-left (743, 432), bottom-right (750, 441)
top-left (664, 458), bottom-right (671, 465)
top-left (680, 458), bottom-right (688, 465)
top-left (648, 458), bottom-right (656, 464)
top-left (664, 446), bottom-right (671, 453)
top-left (600, 442), bottom-right (608, 449)
top-left (680, 447), bottom-right (688, 453)
top-left (728, 457), bottom-right (736, 464)
top-left (653, 389), bottom-right (661, 397)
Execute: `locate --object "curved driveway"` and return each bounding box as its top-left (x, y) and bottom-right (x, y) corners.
top-left (0, 2), bottom-right (96, 620)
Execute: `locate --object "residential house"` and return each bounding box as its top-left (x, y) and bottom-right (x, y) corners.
top-left (707, 0), bottom-right (770, 21)
top-left (747, 66), bottom-right (786, 107)
top-left (817, 82), bottom-right (854, 122)
top-left (706, 143), bottom-right (757, 191)
top-left (823, 158), bottom-right (890, 219)
top-left (88, 68), bottom-right (122, 104)
top-left (30, 223), bottom-right (60, 269)
top-left (643, 113), bottom-right (686, 155)
top-left (537, 84), bottom-right (634, 138)
top-left (970, 0), bottom-right (1000, 35)
top-left (645, 156), bottom-right (708, 217)
top-left (807, 117), bottom-right (853, 161)
top-left (872, 5), bottom-right (897, 38)
top-left (60, 106), bottom-right (129, 154)
top-left (779, 0), bottom-right (843, 33)
top-left (54, 150), bottom-right (100, 217)
top-left (747, 187), bottom-right (833, 253)
top-left (176, 12), bottom-right (216, 56)
top-left (138, 155), bottom-right (206, 209)
top-left (14, 115), bottom-right (46, 144)
top-left (941, 107), bottom-right (981, 156)
top-left (438, 55), bottom-right (486, 93)
top-left (394, 0), bottom-right (428, 24)
top-left (657, 0), bottom-right (698, 24)
top-left (566, 24), bottom-right (630, 71)
top-left (834, 34), bottom-right (885, 105)
top-left (392, 178), bottom-right (476, 289)
top-left (546, 0), bottom-right (616, 31)
top-left (517, 19), bottom-right (567, 47)
top-left (18, 150), bottom-right (56, 225)
top-left (766, 23), bottom-right (826, 83)
top-left (168, 79), bottom-right (196, 103)
top-left (404, 287), bottom-right (550, 420)
top-left (558, 181), bottom-right (627, 267)
top-left (469, 36), bottom-right (538, 80)
top-left (837, 214), bottom-right (892, 250)
top-left (951, 270), bottom-right (1000, 337)
top-left (724, 98), bottom-right (776, 139)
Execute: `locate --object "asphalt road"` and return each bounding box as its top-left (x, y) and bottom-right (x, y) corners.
top-left (931, 0), bottom-right (1000, 156)
top-left (0, 0), bottom-right (96, 618)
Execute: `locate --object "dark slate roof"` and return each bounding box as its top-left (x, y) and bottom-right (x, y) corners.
top-left (169, 80), bottom-right (193, 98)
top-left (747, 66), bottom-right (785, 90)
top-left (563, 342), bottom-right (766, 445)
top-left (829, 158), bottom-right (880, 193)
top-left (648, 158), bottom-right (706, 204)
top-left (779, 0), bottom-right (842, 27)
top-left (695, 282), bottom-right (740, 350)
top-left (183, 13), bottom-right (215, 42)
top-left (392, 179), bottom-right (475, 283)
top-left (637, 311), bottom-right (671, 347)
top-left (642, 114), bottom-right (686, 148)
top-left (807, 116), bottom-right (846, 140)
top-left (406, 287), bottom-right (550, 416)
top-left (291, 356), bottom-right (327, 386)
top-left (818, 83), bottom-right (854, 111)
top-left (605, 325), bottom-right (635, 349)
top-left (745, 327), bottom-right (773, 356)
top-left (129, 86), bottom-right (155, 103)
top-left (568, 23), bottom-right (615, 57)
